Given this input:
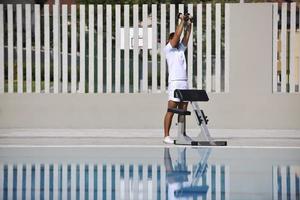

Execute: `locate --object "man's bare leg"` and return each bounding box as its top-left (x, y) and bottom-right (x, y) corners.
top-left (164, 100), bottom-right (178, 137)
top-left (178, 102), bottom-right (191, 139)
top-left (178, 102), bottom-right (188, 133)
top-left (178, 102), bottom-right (188, 111)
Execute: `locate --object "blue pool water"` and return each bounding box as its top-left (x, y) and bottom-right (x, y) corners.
top-left (0, 147), bottom-right (299, 200)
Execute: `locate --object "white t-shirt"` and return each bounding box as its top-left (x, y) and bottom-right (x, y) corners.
top-left (164, 42), bottom-right (187, 82)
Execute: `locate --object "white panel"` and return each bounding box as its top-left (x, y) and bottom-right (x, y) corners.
top-left (26, 164), bottom-right (32, 200)
top-left (290, 167), bottom-right (296, 200)
top-left (299, 5), bottom-right (300, 92)
top-left (133, 5), bottom-right (139, 93)
top-left (106, 5), bottom-right (112, 93)
top-left (160, 4), bottom-right (166, 92)
top-left (281, 3), bottom-right (287, 92)
top-left (152, 165), bottom-right (157, 200)
top-left (124, 164), bottom-right (130, 200)
top-left (88, 164), bottom-right (94, 200)
top-left (89, 5), bottom-right (95, 93)
top-left (188, 4), bottom-right (193, 88)
top-left (53, 164), bottom-right (58, 200)
top-left (197, 4), bottom-right (203, 89)
top-left (71, 5), bottom-right (77, 93)
top-left (7, 4), bottom-right (14, 93)
top-left (273, 167), bottom-right (278, 200)
top-left (225, 4), bottom-right (230, 92)
top-left (62, 5), bottom-right (68, 93)
top-left (97, 164), bottom-right (103, 200)
top-left (79, 164), bottom-right (84, 200)
top-left (7, 165), bottom-right (13, 200)
top-left (225, 166), bottom-right (230, 200)
top-left (0, 165), bottom-right (3, 200)
top-left (0, 5), bottom-right (3, 93)
top-left (273, 3), bottom-right (278, 93)
top-left (160, 165), bottom-right (166, 200)
top-left (44, 164), bottom-right (49, 200)
top-left (35, 5), bottom-right (41, 93)
top-left (216, 165), bottom-right (221, 200)
top-left (170, 4), bottom-right (175, 32)
top-left (44, 5), bottom-right (50, 94)
top-left (62, 164), bottom-right (67, 200)
top-left (179, 4), bottom-right (184, 41)
top-left (289, 3), bottom-right (296, 92)
top-left (79, 5), bottom-right (86, 93)
top-left (97, 5), bottom-right (103, 93)
top-left (107, 164), bottom-right (112, 200)
top-left (115, 5), bottom-right (121, 93)
top-left (17, 5), bottom-right (23, 93)
top-left (121, 168), bottom-right (125, 200)
top-left (142, 5), bottom-right (148, 93)
top-left (215, 4), bottom-right (221, 92)
top-left (207, 166), bottom-right (211, 200)
top-left (26, 4), bottom-right (32, 93)
top-left (35, 164), bottom-right (40, 200)
top-left (152, 5), bottom-right (157, 93)
top-left (133, 165), bottom-right (139, 200)
top-left (17, 164), bottom-right (23, 200)
top-left (176, 4), bottom-right (184, 27)
top-left (124, 5), bottom-right (130, 93)
top-left (142, 164), bottom-right (148, 199)
top-left (71, 164), bottom-right (76, 200)
top-left (281, 166), bottom-right (287, 200)
top-left (130, 166), bottom-right (133, 200)
top-left (206, 4), bottom-right (212, 92)
top-left (115, 165), bottom-right (120, 200)
top-left (53, 4), bottom-right (59, 93)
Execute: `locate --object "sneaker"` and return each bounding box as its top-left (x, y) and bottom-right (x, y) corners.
top-left (163, 136), bottom-right (174, 144)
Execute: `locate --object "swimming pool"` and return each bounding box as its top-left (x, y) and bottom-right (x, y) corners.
top-left (0, 146), bottom-right (299, 200)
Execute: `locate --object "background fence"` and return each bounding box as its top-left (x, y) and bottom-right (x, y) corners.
top-left (0, 3), bottom-right (230, 94)
top-left (273, 2), bottom-right (300, 93)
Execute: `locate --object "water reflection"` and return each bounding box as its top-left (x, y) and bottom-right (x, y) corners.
top-left (164, 148), bottom-right (229, 200)
top-left (0, 147), bottom-right (300, 199)
top-left (273, 165), bottom-right (300, 200)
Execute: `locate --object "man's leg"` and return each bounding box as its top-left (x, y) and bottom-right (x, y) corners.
top-left (178, 102), bottom-right (188, 128)
top-left (164, 100), bottom-right (178, 137)
top-left (178, 102), bottom-right (188, 111)
top-left (178, 102), bottom-right (192, 140)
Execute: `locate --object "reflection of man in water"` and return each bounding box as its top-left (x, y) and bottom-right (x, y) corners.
top-left (164, 148), bottom-right (190, 199)
top-left (164, 147), bottom-right (211, 199)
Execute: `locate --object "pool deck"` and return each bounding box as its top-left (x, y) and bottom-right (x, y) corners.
top-left (0, 129), bottom-right (300, 147)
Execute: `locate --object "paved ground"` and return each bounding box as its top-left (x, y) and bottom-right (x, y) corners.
top-left (0, 129), bottom-right (300, 147)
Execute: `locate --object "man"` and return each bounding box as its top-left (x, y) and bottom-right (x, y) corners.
top-left (163, 13), bottom-right (192, 144)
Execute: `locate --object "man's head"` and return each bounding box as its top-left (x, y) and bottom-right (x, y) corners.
top-left (167, 32), bottom-right (179, 48)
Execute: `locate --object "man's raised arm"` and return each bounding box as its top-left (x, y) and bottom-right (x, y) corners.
top-left (182, 20), bottom-right (192, 47)
top-left (169, 14), bottom-right (186, 48)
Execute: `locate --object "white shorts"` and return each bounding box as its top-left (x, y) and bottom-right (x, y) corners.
top-left (168, 80), bottom-right (188, 102)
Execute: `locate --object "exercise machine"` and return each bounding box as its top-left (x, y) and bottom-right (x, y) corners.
top-left (168, 89), bottom-right (227, 146)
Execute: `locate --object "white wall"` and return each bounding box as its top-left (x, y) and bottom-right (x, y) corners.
top-left (0, 3), bottom-right (300, 129)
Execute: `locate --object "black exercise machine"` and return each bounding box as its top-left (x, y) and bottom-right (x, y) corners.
top-left (168, 89), bottom-right (227, 146)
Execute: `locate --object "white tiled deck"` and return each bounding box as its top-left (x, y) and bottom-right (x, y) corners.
top-left (0, 129), bottom-right (300, 147)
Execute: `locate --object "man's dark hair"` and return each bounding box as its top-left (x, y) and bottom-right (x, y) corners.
top-left (167, 32), bottom-right (175, 44)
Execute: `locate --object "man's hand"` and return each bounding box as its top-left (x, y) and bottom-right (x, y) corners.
top-left (178, 13), bottom-right (189, 22)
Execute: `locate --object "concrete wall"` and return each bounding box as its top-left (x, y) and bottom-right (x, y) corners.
top-left (0, 3), bottom-right (300, 130)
